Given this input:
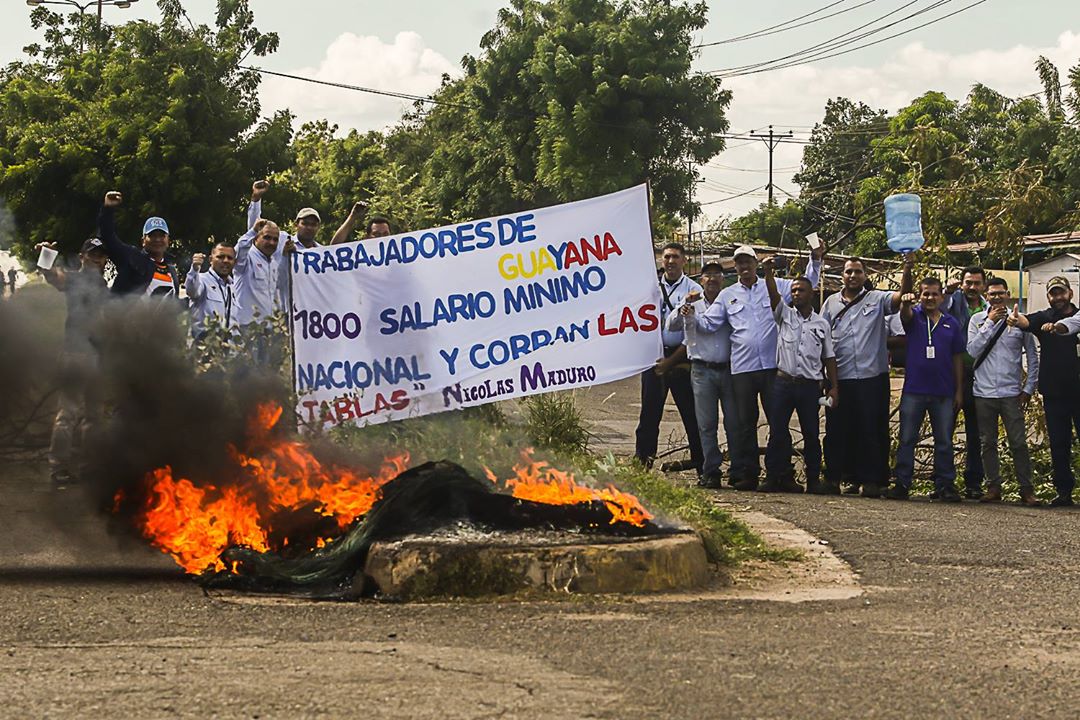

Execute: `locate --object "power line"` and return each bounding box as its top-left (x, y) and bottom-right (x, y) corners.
top-left (707, 0), bottom-right (938, 76)
top-left (718, 0), bottom-right (994, 78)
top-left (694, 0), bottom-right (882, 48)
top-left (700, 186), bottom-right (769, 206)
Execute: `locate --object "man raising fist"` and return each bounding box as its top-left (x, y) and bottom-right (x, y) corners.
top-left (185, 242), bottom-right (240, 338)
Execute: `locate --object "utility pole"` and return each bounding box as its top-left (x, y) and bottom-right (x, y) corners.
top-left (686, 159), bottom-right (705, 262)
top-left (750, 125), bottom-right (793, 205)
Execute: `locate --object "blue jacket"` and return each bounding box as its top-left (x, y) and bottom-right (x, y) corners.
top-left (97, 205), bottom-right (179, 296)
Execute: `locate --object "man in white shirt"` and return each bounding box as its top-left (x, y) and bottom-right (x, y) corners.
top-left (684, 244), bottom-right (822, 490)
top-left (186, 242), bottom-right (240, 338)
top-left (967, 278), bottom-right (1040, 505)
top-left (634, 242), bottom-right (704, 474)
top-left (668, 262), bottom-right (736, 488)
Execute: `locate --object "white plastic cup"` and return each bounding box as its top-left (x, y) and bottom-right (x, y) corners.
top-left (36, 246), bottom-right (58, 270)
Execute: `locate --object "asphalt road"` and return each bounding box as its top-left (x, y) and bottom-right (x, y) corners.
top-left (3, 374), bottom-right (1079, 718)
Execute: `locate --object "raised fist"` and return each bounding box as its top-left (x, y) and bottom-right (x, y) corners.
top-left (104, 191), bottom-right (123, 208)
top-left (350, 201), bottom-right (369, 217)
top-left (251, 180), bottom-right (270, 201)
top-left (33, 242), bottom-right (58, 253)
top-left (900, 292), bottom-right (916, 305)
top-left (192, 253), bottom-right (206, 269)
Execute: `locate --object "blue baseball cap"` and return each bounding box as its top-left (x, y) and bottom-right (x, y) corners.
top-left (142, 217), bottom-right (170, 235)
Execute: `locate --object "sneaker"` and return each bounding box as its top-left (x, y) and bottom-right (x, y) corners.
top-left (732, 477), bottom-right (760, 492)
top-left (964, 487), bottom-right (985, 501)
top-left (937, 486), bottom-right (962, 503)
top-left (660, 459), bottom-right (699, 473)
top-left (1050, 495), bottom-right (1075, 507)
top-left (842, 484), bottom-right (861, 495)
top-left (886, 484), bottom-right (909, 500)
top-left (696, 472), bottom-right (723, 490)
top-left (861, 483), bottom-right (883, 499)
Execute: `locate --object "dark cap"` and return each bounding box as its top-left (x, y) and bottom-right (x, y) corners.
top-left (81, 238), bottom-right (106, 254)
top-left (1047, 276), bottom-right (1071, 293)
top-left (700, 261), bottom-right (724, 274)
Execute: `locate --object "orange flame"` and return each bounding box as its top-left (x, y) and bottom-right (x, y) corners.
top-left (121, 405), bottom-right (652, 576)
top-left (494, 449), bottom-right (653, 528)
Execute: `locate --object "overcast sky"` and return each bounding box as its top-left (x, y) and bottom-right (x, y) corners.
top-left (2, 1), bottom-right (1078, 225)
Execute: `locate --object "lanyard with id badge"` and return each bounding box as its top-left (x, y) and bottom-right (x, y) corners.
top-left (925, 314), bottom-right (940, 359)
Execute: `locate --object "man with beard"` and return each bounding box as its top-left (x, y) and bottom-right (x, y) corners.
top-left (670, 262), bottom-right (736, 489)
top-left (820, 255), bottom-right (913, 496)
top-left (685, 244), bottom-right (822, 490)
top-left (967, 278), bottom-right (1040, 506)
top-left (97, 191), bottom-right (179, 298)
top-left (1009, 276), bottom-right (1080, 506)
top-left (185, 242), bottom-right (240, 338)
top-left (943, 266), bottom-right (989, 498)
top-left (34, 238), bottom-right (109, 488)
top-left (634, 242), bottom-right (704, 475)
top-left (889, 278), bottom-right (966, 501)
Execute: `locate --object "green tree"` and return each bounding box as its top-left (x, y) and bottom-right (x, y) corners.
top-left (793, 97), bottom-right (888, 251)
top-left (0, 0), bottom-right (291, 256)
top-left (726, 200), bottom-right (804, 249)
top-left (419, 0), bottom-right (731, 223)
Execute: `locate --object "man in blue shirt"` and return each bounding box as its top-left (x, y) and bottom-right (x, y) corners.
top-left (889, 278), bottom-right (966, 501)
top-left (634, 243), bottom-right (704, 474)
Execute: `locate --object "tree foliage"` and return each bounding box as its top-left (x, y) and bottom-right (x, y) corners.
top-left (0, 0), bottom-right (291, 256)
top-left (783, 58), bottom-right (1080, 266)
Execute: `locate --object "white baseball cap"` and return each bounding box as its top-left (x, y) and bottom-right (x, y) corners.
top-left (733, 245), bottom-right (758, 261)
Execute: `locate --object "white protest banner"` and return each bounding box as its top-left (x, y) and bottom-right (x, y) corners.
top-left (288, 184), bottom-right (663, 428)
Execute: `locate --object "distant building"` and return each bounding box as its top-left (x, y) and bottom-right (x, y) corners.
top-left (1025, 253), bottom-right (1080, 312)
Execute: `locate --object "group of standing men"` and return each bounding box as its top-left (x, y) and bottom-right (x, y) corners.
top-left (34, 181), bottom-right (393, 487)
top-left (635, 243), bottom-right (1080, 507)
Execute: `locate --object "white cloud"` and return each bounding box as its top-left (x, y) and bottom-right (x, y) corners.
top-left (699, 30), bottom-right (1080, 222)
top-left (259, 31), bottom-right (459, 132)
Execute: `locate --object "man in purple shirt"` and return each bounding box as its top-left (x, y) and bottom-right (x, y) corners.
top-left (888, 277), bottom-right (966, 501)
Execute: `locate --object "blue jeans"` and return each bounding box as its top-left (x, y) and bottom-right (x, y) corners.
top-left (765, 376), bottom-right (822, 484)
top-left (690, 362), bottom-right (738, 478)
top-left (894, 392), bottom-right (956, 492)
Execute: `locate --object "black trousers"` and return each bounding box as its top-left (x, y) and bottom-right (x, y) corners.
top-left (730, 369), bottom-right (776, 480)
top-left (1044, 394), bottom-right (1080, 499)
top-left (634, 351), bottom-right (703, 470)
top-left (823, 373), bottom-right (891, 488)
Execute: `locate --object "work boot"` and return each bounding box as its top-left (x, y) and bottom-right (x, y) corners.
top-left (807, 480), bottom-right (840, 496)
top-left (937, 486), bottom-right (962, 503)
top-left (758, 477), bottom-right (782, 493)
top-left (980, 486), bottom-right (1002, 504)
top-left (696, 472), bottom-right (723, 490)
top-left (965, 486), bottom-right (985, 501)
top-left (1050, 495), bottom-right (1075, 507)
top-left (886, 484), bottom-right (909, 500)
top-left (1019, 489), bottom-right (1043, 507)
top-left (842, 483), bottom-right (861, 495)
top-left (732, 477), bottom-right (760, 492)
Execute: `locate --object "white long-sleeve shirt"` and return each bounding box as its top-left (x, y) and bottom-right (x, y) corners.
top-left (185, 267), bottom-right (240, 336)
top-left (967, 309), bottom-right (1039, 398)
top-left (234, 201), bottom-right (288, 325)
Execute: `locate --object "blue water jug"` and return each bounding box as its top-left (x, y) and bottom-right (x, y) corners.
top-left (884, 193), bottom-right (925, 254)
